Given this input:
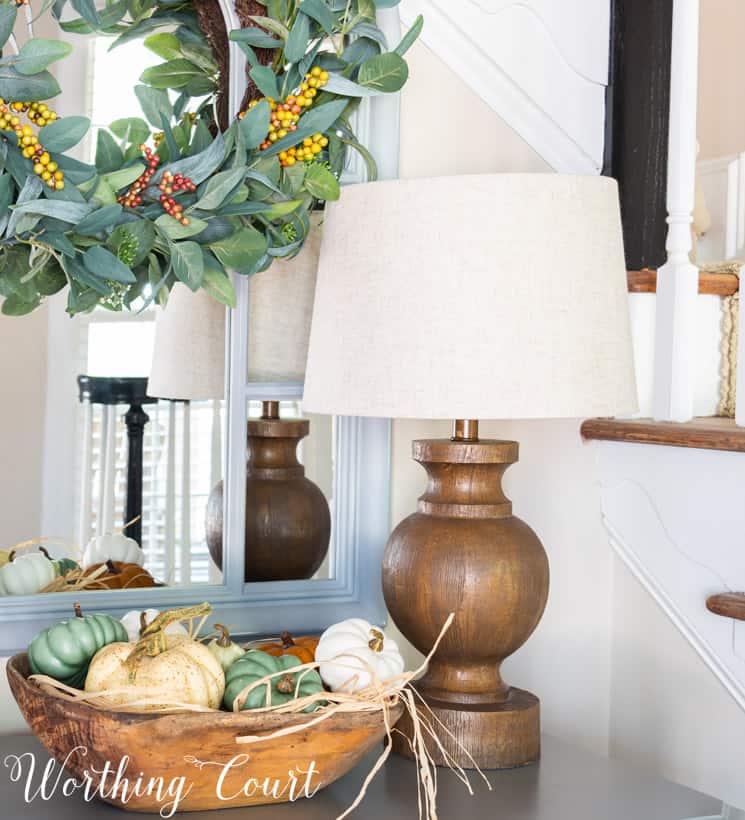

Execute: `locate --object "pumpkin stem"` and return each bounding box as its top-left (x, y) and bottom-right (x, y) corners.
top-left (139, 611), bottom-right (148, 637)
top-left (276, 673), bottom-right (295, 694)
top-left (215, 624), bottom-right (233, 647)
top-left (280, 631), bottom-right (296, 648)
top-left (8, 550), bottom-right (15, 562)
top-left (38, 546), bottom-right (51, 561)
top-left (368, 629), bottom-right (385, 653)
top-left (105, 559), bottom-right (120, 574)
top-left (73, 602), bottom-right (83, 618)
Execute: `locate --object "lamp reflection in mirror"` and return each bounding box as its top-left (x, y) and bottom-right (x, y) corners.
top-left (302, 174), bottom-right (638, 769)
top-left (148, 215), bottom-right (331, 582)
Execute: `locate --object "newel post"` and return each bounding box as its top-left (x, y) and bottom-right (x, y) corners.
top-left (652, 0), bottom-right (700, 422)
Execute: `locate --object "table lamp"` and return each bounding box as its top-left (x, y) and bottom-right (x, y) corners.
top-left (302, 174), bottom-right (637, 769)
top-left (148, 217), bottom-right (331, 581)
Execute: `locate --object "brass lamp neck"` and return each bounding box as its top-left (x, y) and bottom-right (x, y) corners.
top-left (452, 419), bottom-right (480, 442)
top-left (261, 400), bottom-right (280, 420)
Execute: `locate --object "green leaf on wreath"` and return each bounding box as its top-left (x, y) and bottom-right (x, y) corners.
top-left (238, 99), bottom-right (270, 150)
top-left (194, 167), bottom-right (247, 211)
top-left (202, 266), bottom-right (236, 308)
top-left (394, 14), bottom-right (423, 57)
top-left (13, 38), bottom-right (73, 75)
top-left (38, 116), bottom-right (90, 153)
top-left (249, 65), bottom-right (280, 100)
top-left (155, 213), bottom-right (209, 240)
top-left (0, 5), bottom-right (18, 51)
top-left (358, 52), bottom-right (409, 93)
top-left (285, 11), bottom-right (310, 63)
top-left (0, 66), bottom-right (61, 101)
top-left (109, 117), bottom-right (150, 147)
top-left (141, 59), bottom-right (203, 90)
top-left (144, 32), bottom-right (182, 60)
top-left (134, 84), bottom-right (172, 128)
top-left (304, 163), bottom-right (340, 201)
top-left (102, 162), bottom-right (146, 193)
top-left (95, 129), bottom-right (124, 173)
top-left (299, 0), bottom-right (334, 34)
top-left (210, 226), bottom-right (268, 275)
top-left (82, 245), bottom-right (136, 283)
top-left (171, 240), bottom-right (204, 290)
top-left (76, 203), bottom-right (123, 236)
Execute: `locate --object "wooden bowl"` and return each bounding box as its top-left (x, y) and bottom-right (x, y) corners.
top-left (7, 654), bottom-right (402, 812)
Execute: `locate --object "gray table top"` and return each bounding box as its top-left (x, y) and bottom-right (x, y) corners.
top-left (0, 732), bottom-right (722, 819)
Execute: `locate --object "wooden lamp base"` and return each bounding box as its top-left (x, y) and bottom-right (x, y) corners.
top-left (382, 420), bottom-right (549, 770)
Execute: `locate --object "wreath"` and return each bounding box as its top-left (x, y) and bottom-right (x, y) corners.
top-left (0, 0), bottom-right (422, 316)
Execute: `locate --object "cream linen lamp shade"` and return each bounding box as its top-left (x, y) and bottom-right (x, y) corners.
top-left (147, 283), bottom-right (225, 400)
top-left (302, 174), bottom-right (638, 419)
top-left (147, 214), bottom-right (322, 398)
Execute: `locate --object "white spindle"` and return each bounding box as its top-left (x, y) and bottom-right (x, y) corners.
top-left (180, 401), bottom-right (192, 583)
top-left (652, 0), bottom-right (700, 423)
top-left (164, 401), bottom-right (176, 583)
top-left (98, 405), bottom-right (117, 534)
top-left (78, 399), bottom-right (93, 547)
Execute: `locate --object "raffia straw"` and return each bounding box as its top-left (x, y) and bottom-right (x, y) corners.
top-left (6, 536), bottom-right (81, 562)
top-left (38, 563), bottom-right (109, 593)
top-left (114, 515), bottom-right (142, 535)
top-left (29, 675), bottom-right (217, 713)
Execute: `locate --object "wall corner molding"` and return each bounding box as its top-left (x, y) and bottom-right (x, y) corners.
top-left (399, 0), bottom-right (609, 174)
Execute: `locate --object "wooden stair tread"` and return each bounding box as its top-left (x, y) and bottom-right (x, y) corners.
top-left (581, 417), bottom-right (745, 453)
top-left (627, 269), bottom-right (740, 296)
top-left (707, 593), bottom-right (745, 620)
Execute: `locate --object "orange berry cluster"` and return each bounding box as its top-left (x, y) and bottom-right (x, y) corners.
top-left (239, 66), bottom-right (330, 167)
top-left (15, 0), bottom-right (30, 6)
top-left (158, 171), bottom-right (196, 226)
top-left (0, 98), bottom-right (64, 190)
top-left (117, 144), bottom-right (160, 208)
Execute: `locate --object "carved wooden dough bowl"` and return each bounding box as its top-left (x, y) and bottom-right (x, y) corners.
top-left (7, 654), bottom-right (401, 812)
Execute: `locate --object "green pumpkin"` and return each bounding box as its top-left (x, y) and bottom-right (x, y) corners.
top-left (28, 606), bottom-right (128, 688)
top-left (53, 558), bottom-right (79, 577)
top-left (224, 650), bottom-right (325, 712)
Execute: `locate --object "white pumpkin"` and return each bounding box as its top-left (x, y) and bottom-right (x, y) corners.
top-left (0, 552), bottom-right (56, 595)
top-left (120, 609), bottom-right (189, 643)
top-left (85, 635), bottom-right (225, 709)
top-left (82, 533), bottom-right (144, 569)
top-left (316, 618), bottom-right (405, 693)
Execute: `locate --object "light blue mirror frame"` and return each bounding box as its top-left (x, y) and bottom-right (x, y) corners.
top-left (1, 3), bottom-right (401, 655)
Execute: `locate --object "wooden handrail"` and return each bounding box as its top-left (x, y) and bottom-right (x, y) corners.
top-left (627, 269), bottom-right (740, 296)
top-left (707, 593), bottom-right (745, 620)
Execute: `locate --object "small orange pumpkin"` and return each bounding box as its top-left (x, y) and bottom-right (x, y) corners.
top-left (84, 560), bottom-right (158, 590)
top-left (256, 631), bottom-right (319, 663)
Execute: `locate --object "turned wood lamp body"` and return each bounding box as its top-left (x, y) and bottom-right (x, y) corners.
top-left (384, 420), bottom-right (548, 767)
top-left (300, 175), bottom-right (638, 769)
top-left (205, 401), bottom-right (330, 581)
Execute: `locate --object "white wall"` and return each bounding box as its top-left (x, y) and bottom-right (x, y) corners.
top-left (0, 306), bottom-right (47, 548)
top-left (611, 559), bottom-right (745, 809)
top-left (698, 0), bottom-right (745, 161)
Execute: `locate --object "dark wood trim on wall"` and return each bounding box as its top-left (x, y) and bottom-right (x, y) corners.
top-left (604, 0), bottom-right (673, 270)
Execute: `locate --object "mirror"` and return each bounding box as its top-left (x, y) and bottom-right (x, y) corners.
top-left (0, 0), bottom-right (399, 651)
top-left (0, 21), bottom-right (339, 595)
